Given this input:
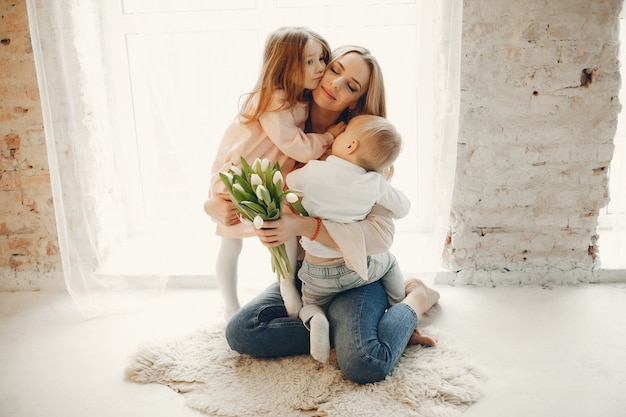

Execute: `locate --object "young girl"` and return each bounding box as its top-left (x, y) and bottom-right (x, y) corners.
top-left (209, 27), bottom-right (344, 319)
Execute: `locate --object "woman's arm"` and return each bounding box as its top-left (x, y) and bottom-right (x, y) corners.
top-left (341, 203), bottom-right (394, 254)
top-left (255, 204), bottom-right (394, 256)
top-left (322, 204), bottom-right (394, 278)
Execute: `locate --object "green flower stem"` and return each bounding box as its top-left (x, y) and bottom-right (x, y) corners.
top-left (269, 244), bottom-right (292, 282)
top-left (277, 243), bottom-right (292, 276)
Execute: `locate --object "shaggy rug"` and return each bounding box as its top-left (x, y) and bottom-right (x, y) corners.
top-left (125, 325), bottom-right (487, 417)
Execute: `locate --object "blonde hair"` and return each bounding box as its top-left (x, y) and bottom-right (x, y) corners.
top-left (241, 27), bottom-right (331, 124)
top-left (349, 115), bottom-right (401, 172)
top-left (331, 45), bottom-right (387, 122)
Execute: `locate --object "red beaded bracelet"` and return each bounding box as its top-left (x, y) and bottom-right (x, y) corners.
top-left (311, 217), bottom-right (322, 241)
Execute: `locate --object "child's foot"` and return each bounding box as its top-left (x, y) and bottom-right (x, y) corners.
top-left (309, 314), bottom-right (330, 363)
top-left (408, 328), bottom-right (438, 347)
top-left (403, 278), bottom-right (440, 316)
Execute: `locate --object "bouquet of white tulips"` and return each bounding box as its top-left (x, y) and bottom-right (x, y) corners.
top-left (219, 156), bottom-right (308, 282)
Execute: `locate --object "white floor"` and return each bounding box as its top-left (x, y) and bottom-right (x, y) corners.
top-left (1, 279), bottom-right (626, 417)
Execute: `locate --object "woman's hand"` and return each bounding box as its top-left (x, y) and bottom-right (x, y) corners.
top-left (203, 195), bottom-right (240, 226)
top-left (255, 211), bottom-right (300, 248)
top-left (256, 211), bottom-right (337, 249)
top-left (255, 210), bottom-right (319, 248)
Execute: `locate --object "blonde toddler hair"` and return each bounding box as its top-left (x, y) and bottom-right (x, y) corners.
top-left (349, 115), bottom-right (402, 172)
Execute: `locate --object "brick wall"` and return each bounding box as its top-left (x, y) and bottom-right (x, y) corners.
top-left (0, 0), bottom-right (62, 290)
top-left (443, 0), bottom-right (622, 284)
top-left (0, 0), bottom-right (623, 290)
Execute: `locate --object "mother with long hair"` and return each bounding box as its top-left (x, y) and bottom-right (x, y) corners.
top-left (204, 45), bottom-right (439, 384)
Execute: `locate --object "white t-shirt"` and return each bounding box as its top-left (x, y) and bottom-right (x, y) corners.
top-left (287, 155), bottom-right (410, 258)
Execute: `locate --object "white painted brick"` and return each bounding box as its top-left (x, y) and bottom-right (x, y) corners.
top-left (447, 0), bottom-right (622, 283)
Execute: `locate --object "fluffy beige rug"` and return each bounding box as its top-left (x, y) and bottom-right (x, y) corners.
top-left (125, 325), bottom-right (486, 417)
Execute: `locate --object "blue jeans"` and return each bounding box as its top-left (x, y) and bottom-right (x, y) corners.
top-left (298, 252), bottom-right (405, 310)
top-left (225, 269), bottom-right (418, 384)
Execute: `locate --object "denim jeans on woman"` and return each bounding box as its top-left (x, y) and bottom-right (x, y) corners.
top-left (225, 263), bottom-right (418, 384)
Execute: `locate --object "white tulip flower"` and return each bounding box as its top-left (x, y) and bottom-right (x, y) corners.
top-left (253, 215), bottom-right (264, 229)
top-left (229, 165), bottom-right (242, 176)
top-left (285, 192), bottom-right (298, 203)
top-left (251, 173), bottom-right (262, 186)
top-left (256, 184), bottom-right (267, 201)
top-left (272, 171), bottom-right (283, 185)
top-left (261, 158), bottom-right (270, 172)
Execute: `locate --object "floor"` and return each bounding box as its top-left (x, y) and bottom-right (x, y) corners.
top-left (1, 279), bottom-right (625, 417)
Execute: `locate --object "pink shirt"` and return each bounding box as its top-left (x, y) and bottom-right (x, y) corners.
top-left (210, 90), bottom-right (334, 238)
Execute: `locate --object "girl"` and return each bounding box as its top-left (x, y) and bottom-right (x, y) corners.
top-left (206, 45), bottom-right (439, 384)
top-left (209, 27), bottom-right (344, 319)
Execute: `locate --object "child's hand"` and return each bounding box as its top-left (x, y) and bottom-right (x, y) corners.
top-left (326, 121), bottom-right (346, 138)
top-left (204, 195), bottom-right (240, 226)
top-left (320, 146), bottom-right (333, 160)
top-left (382, 164), bottom-right (395, 181)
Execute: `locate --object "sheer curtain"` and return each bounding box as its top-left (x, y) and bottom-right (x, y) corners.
top-left (26, 0), bottom-right (168, 317)
top-left (26, 0), bottom-right (462, 317)
top-left (421, 0), bottom-right (463, 279)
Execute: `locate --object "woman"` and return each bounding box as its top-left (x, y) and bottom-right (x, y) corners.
top-left (204, 45), bottom-right (440, 384)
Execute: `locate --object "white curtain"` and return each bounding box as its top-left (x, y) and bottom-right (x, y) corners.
top-left (26, 0), bottom-right (168, 317)
top-left (26, 0), bottom-right (462, 317)
top-left (424, 0), bottom-right (463, 275)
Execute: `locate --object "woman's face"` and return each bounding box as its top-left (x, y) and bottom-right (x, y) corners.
top-left (312, 52), bottom-right (371, 113)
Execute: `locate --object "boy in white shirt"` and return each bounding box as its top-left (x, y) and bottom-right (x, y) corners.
top-left (285, 114), bottom-right (410, 362)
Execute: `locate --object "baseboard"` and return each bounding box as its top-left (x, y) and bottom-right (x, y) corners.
top-left (434, 268), bottom-right (626, 286)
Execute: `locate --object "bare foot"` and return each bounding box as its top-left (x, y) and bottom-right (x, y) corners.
top-left (402, 278), bottom-right (440, 316)
top-left (408, 328), bottom-right (437, 347)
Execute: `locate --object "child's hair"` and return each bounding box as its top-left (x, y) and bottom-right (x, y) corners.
top-left (240, 26), bottom-right (331, 124)
top-left (349, 115), bottom-right (401, 172)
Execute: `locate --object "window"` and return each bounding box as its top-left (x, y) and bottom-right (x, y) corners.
top-left (596, 10), bottom-right (626, 269)
top-left (98, 1), bottom-right (443, 278)
top-left (605, 14), bottom-right (626, 220)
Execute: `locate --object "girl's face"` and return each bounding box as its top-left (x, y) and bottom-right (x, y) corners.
top-left (303, 39), bottom-right (327, 90)
top-left (312, 52), bottom-right (371, 113)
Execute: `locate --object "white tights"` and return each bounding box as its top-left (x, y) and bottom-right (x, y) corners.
top-left (216, 237), bottom-right (243, 320)
top-left (216, 236), bottom-right (302, 320)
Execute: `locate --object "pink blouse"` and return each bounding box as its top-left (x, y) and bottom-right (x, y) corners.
top-left (210, 90), bottom-right (334, 238)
